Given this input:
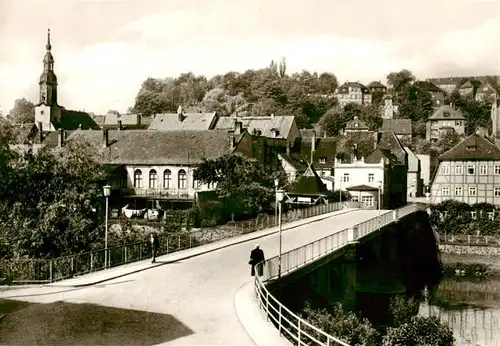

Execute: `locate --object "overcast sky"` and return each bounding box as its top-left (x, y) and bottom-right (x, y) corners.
top-left (1, 0), bottom-right (499, 114)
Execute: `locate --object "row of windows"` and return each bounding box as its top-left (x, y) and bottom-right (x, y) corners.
top-left (132, 169), bottom-right (215, 190)
top-left (340, 173), bottom-right (375, 183)
top-left (441, 185), bottom-right (500, 196)
top-left (441, 210), bottom-right (495, 220)
top-left (440, 164), bottom-right (500, 176)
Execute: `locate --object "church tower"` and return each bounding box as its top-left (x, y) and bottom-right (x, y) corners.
top-left (35, 29), bottom-right (61, 131)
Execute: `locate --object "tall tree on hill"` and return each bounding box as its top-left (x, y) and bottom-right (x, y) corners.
top-left (7, 98), bottom-right (35, 124)
top-left (387, 69), bottom-right (415, 93)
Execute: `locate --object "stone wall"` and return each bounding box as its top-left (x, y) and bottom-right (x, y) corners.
top-left (439, 244), bottom-right (500, 256)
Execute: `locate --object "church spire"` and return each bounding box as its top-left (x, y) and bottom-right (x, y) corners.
top-left (46, 28), bottom-right (52, 51)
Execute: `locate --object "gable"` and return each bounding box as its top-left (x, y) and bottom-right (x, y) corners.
top-left (439, 133), bottom-right (500, 161)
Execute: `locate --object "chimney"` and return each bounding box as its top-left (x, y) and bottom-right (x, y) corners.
top-left (373, 132), bottom-right (378, 149)
top-left (271, 113), bottom-right (275, 118)
top-left (117, 120), bottom-right (123, 131)
top-left (234, 121), bottom-right (243, 135)
top-left (58, 128), bottom-right (64, 147)
top-left (286, 141), bottom-right (291, 155)
top-left (136, 114), bottom-right (141, 126)
top-left (102, 129), bottom-right (109, 148)
top-left (38, 121), bottom-right (43, 142)
top-left (311, 130), bottom-right (316, 163)
top-left (353, 143), bottom-right (358, 160)
top-left (177, 105), bottom-right (184, 122)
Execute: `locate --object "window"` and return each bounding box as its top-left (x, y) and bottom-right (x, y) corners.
top-left (440, 164), bottom-right (450, 175)
top-left (178, 169), bottom-right (187, 189)
top-left (455, 165), bottom-right (463, 175)
top-left (469, 186), bottom-right (476, 196)
top-left (442, 186), bottom-right (449, 196)
top-left (471, 211), bottom-right (477, 220)
top-left (163, 170), bottom-right (171, 189)
top-left (149, 169), bottom-right (157, 189)
top-left (479, 165), bottom-right (487, 175)
top-left (455, 121), bottom-right (462, 126)
top-left (488, 211), bottom-right (495, 220)
top-left (467, 146), bottom-right (476, 152)
top-left (368, 173), bottom-right (374, 183)
top-left (467, 165), bottom-right (475, 175)
top-left (495, 165), bottom-right (500, 175)
top-left (361, 195), bottom-right (374, 207)
top-left (351, 196), bottom-right (359, 202)
top-left (343, 173), bottom-right (349, 183)
top-left (455, 186), bottom-right (463, 196)
top-left (495, 187), bottom-right (500, 196)
top-left (133, 169), bottom-right (142, 188)
top-left (320, 171), bottom-right (325, 178)
top-left (319, 157), bottom-right (326, 164)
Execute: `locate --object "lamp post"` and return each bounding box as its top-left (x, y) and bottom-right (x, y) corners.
top-left (274, 178), bottom-right (279, 226)
top-left (276, 189), bottom-right (285, 279)
top-left (103, 185), bottom-right (111, 269)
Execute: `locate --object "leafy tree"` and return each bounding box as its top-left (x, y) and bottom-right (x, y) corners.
top-left (201, 88), bottom-right (248, 116)
top-left (387, 69), bottom-right (415, 93)
top-left (436, 130), bottom-right (461, 153)
top-left (0, 139), bottom-right (108, 259)
top-left (399, 85), bottom-right (434, 122)
top-left (382, 316), bottom-right (454, 346)
top-left (7, 98), bottom-right (35, 124)
top-left (360, 104), bottom-right (383, 131)
top-left (458, 99), bottom-right (492, 135)
top-left (193, 153), bottom-right (286, 219)
top-left (319, 107), bottom-right (348, 136)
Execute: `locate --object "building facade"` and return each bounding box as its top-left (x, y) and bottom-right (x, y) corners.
top-left (430, 133), bottom-right (500, 206)
top-left (426, 105), bottom-right (466, 141)
top-left (336, 82), bottom-right (372, 106)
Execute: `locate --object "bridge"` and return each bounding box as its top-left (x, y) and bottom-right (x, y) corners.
top-left (0, 203), bottom-right (428, 345)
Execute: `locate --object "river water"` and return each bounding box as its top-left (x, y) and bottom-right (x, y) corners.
top-left (418, 253), bottom-right (500, 346)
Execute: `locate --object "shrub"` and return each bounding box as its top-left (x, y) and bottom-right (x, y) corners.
top-left (382, 316), bottom-right (455, 346)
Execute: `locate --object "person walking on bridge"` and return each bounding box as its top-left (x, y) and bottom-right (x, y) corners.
top-left (150, 233), bottom-right (160, 263)
top-left (249, 244), bottom-right (265, 276)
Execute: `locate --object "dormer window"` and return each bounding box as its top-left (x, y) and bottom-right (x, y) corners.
top-left (355, 123), bottom-right (358, 127)
top-left (443, 112), bottom-right (450, 117)
top-left (466, 146), bottom-right (476, 152)
top-left (319, 157), bottom-right (326, 164)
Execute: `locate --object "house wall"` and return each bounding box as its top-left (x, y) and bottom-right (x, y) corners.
top-left (417, 154), bottom-right (431, 187)
top-left (426, 119), bottom-right (465, 141)
top-left (35, 104), bottom-right (61, 131)
top-left (349, 190), bottom-right (380, 209)
top-left (430, 160), bottom-right (500, 206)
top-left (334, 157), bottom-right (385, 191)
top-left (407, 171), bottom-right (419, 198)
top-left (278, 154), bottom-right (299, 182)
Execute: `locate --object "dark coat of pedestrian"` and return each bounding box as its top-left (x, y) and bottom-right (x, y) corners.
top-left (249, 244), bottom-right (265, 276)
top-left (150, 233), bottom-right (160, 263)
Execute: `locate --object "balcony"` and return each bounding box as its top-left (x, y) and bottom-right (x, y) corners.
top-left (120, 187), bottom-right (193, 200)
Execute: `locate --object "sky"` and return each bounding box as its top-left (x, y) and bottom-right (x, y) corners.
top-left (0, 0), bottom-right (499, 115)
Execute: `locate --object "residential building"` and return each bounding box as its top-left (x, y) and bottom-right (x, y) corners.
top-left (286, 164), bottom-right (331, 205)
top-left (336, 81), bottom-right (372, 106)
top-left (103, 112), bottom-right (151, 130)
top-left (366, 81), bottom-right (388, 94)
top-left (54, 123), bottom-right (268, 210)
top-left (425, 77), bottom-right (464, 94)
top-left (414, 81), bottom-right (445, 107)
top-left (214, 115), bottom-right (300, 151)
top-left (416, 154), bottom-right (431, 189)
top-left (34, 29), bottom-right (98, 133)
top-left (344, 116), bottom-right (369, 133)
top-left (148, 106), bottom-right (219, 131)
top-left (430, 133), bottom-right (500, 206)
top-left (380, 119), bottom-right (412, 142)
top-left (426, 105), bottom-right (466, 141)
top-left (404, 147), bottom-right (422, 197)
top-left (458, 79), bottom-right (481, 98)
top-left (382, 94), bottom-right (398, 119)
top-left (475, 81), bottom-right (498, 102)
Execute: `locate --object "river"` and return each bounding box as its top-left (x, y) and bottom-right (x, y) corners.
top-left (419, 253), bottom-right (500, 346)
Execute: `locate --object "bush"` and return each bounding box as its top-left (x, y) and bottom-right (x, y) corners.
top-left (382, 316), bottom-right (454, 346)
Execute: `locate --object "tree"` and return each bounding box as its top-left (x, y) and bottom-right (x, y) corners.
top-left (319, 107), bottom-right (349, 136)
top-left (201, 88), bottom-right (248, 116)
top-left (360, 104), bottom-right (383, 131)
top-left (0, 138), bottom-right (108, 259)
top-left (387, 69), bottom-right (415, 93)
top-left (193, 153), bottom-right (286, 219)
top-left (8, 98), bottom-right (35, 124)
top-left (436, 130), bottom-right (461, 153)
top-left (278, 57), bottom-right (287, 78)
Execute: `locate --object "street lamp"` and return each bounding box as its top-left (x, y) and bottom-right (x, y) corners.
top-left (377, 181), bottom-right (382, 216)
top-left (103, 185), bottom-right (112, 268)
top-left (276, 189), bottom-right (285, 279)
top-left (274, 178), bottom-right (279, 226)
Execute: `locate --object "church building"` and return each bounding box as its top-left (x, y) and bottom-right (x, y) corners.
top-left (34, 29), bottom-right (98, 134)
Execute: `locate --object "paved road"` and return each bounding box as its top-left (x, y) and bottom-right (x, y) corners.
top-left (0, 209), bottom-right (383, 345)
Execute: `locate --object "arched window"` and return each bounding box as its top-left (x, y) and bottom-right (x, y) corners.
top-left (134, 169), bottom-right (142, 188)
top-left (178, 169), bottom-right (187, 189)
top-left (163, 169), bottom-right (171, 189)
top-left (149, 169), bottom-right (157, 189)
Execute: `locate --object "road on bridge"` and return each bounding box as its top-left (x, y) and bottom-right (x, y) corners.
top-left (0, 209), bottom-right (382, 345)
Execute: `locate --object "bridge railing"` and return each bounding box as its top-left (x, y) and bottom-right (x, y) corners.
top-left (0, 201), bottom-right (359, 284)
top-left (254, 203), bottom-right (426, 346)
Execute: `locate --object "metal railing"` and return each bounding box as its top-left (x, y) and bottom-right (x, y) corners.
top-left (438, 233), bottom-right (500, 246)
top-left (0, 201), bottom-right (357, 284)
top-left (254, 203), bottom-right (426, 346)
